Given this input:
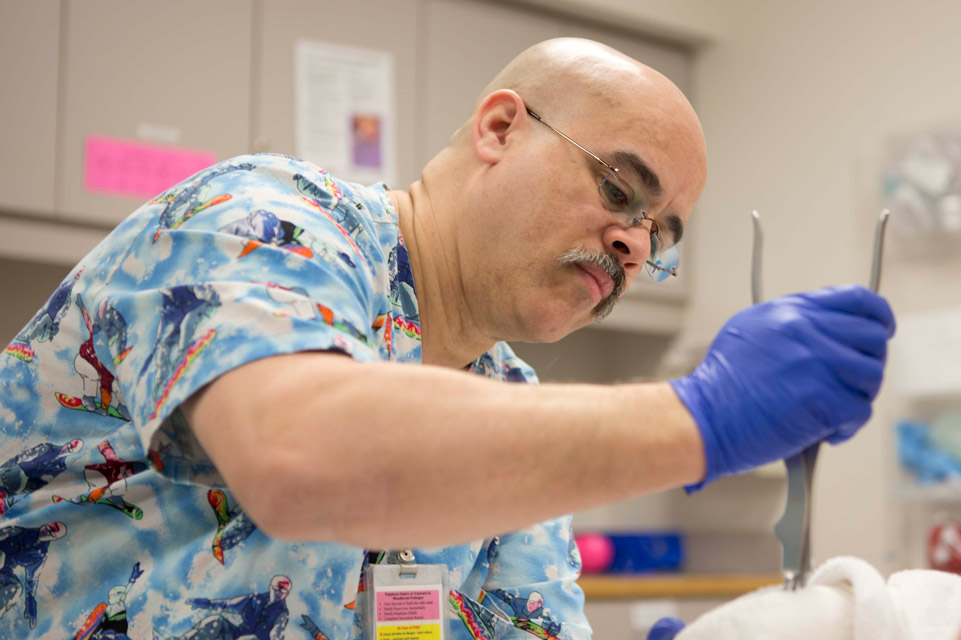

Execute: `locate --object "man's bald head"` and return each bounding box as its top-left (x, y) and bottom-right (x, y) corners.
top-left (478, 38), bottom-right (659, 113)
top-left (462, 38), bottom-right (704, 161)
top-left (446, 38), bottom-right (706, 210)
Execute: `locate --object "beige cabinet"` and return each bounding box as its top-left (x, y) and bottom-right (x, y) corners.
top-left (420, 0), bottom-right (567, 167)
top-left (0, 1), bottom-right (60, 215)
top-left (55, 0), bottom-right (254, 225)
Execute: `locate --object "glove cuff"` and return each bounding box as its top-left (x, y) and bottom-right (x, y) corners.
top-left (669, 376), bottom-right (720, 491)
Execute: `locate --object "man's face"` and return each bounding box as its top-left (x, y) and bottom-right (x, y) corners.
top-left (462, 99), bottom-right (703, 344)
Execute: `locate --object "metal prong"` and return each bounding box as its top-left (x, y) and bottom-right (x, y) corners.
top-left (751, 211), bottom-right (762, 305)
top-left (773, 209), bottom-right (891, 593)
top-left (783, 571), bottom-right (796, 591)
top-left (775, 453), bottom-right (806, 590)
top-left (869, 209), bottom-right (891, 292)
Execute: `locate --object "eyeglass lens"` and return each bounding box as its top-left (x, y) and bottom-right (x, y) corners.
top-left (598, 170), bottom-right (648, 218)
top-left (646, 245), bottom-right (679, 282)
top-left (598, 170), bottom-right (667, 266)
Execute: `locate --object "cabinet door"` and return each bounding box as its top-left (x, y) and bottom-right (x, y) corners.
top-left (254, 0), bottom-right (420, 188)
top-left (0, 1), bottom-right (60, 215)
top-left (56, 0), bottom-right (254, 225)
top-left (420, 0), bottom-right (567, 169)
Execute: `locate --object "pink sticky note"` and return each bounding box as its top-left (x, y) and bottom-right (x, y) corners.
top-left (84, 135), bottom-right (218, 199)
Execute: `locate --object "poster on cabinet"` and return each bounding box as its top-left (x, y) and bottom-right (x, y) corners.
top-left (295, 40), bottom-right (396, 188)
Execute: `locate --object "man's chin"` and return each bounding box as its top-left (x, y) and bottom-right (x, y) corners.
top-left (510, 297), bottom-right (604, 343)
top-left (516, 316), bottom-right (586, 344)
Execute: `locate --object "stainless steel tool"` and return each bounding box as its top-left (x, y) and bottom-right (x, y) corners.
top-left (755, 209), bottom-right (891, 590)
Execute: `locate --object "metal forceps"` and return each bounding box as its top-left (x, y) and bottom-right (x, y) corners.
top-left (751, 209), bottom-right (891, 590)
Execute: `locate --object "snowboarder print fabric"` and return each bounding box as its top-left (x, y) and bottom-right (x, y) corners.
top-left (0, 154), bottom-right (587, 639)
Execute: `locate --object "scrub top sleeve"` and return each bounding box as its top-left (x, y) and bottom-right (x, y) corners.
top-left (480, 515), bottom-right (592, 640)
top-left (89, 168), bottom-right (386, 486)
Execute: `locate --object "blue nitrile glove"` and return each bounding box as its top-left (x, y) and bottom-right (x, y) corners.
top-left (648, 617), bottom-right (685, 640)
top-left (670, 285), bottom-right (895, 488)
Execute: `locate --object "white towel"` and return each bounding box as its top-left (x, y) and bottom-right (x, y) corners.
top-left (888, 566), bottom-right (961, 640)
top-left (675, 556), bottom-right (961, 640)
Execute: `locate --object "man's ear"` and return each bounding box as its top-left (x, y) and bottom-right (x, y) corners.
top-left (472, 89), bottom-right (526, 165)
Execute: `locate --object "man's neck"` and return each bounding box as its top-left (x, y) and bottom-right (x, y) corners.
top-left (389, 181), bottom-right (496, 369)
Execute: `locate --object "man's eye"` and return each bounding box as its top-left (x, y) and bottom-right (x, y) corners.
top-left (600, 179), bottom-right (630, 208)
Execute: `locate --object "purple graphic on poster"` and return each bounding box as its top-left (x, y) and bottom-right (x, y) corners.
top-left (352, 114), bottom-right (382, 168)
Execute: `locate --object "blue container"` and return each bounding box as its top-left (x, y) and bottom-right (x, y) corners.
top-left (605, 532), bottom-right (684, 574)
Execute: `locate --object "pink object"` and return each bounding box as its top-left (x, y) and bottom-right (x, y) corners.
top-left (575, 533), bottom-right (615, 574)
top-left (84, 135), bottom-right (217, 199)
top-left (928, 519), bottom-right (961, 574)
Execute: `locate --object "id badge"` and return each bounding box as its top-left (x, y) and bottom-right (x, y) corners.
top-left (366, 561), bottom-right (449, 640)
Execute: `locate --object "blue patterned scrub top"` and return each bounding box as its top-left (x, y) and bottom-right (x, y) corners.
top-left (0, 154), bottom-right (590, 640)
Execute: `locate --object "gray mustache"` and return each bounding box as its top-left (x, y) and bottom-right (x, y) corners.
top-left (558, 248), bottom-right (626, 320)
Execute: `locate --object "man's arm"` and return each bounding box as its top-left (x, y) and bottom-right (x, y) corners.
top-left (183, 351), bottom-right (704, 549)
top-left (185, 285), bottom-right (895, 550)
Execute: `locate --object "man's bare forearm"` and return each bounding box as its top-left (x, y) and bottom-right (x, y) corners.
top-left (185, 352), bottom-right (705, 548)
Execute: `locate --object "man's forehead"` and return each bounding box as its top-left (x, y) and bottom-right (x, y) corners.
top-left (537, 71), bottom-right (704, 236)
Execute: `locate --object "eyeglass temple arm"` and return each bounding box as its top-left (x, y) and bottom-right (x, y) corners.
top-left (525, 108), bottom-right (614, 172)
top-left (646, 260), bottom-right (678, 276)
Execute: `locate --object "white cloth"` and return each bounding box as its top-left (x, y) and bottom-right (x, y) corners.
top-left (676, 557), bottom-right (961, 640)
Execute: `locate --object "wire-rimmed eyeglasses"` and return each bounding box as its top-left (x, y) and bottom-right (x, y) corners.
top-left (525, 107), bottom-right (679, 281)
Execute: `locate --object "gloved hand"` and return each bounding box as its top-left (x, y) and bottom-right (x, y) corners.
top-left (24, 593), bottom-right (37, 628)
top-left (670, 285), bottom-right (895, 488)
top-left (648, 616), bottom-right (685, 640)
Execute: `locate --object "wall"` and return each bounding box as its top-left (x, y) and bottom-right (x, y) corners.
top-left (682, 0), bottom-right (961, 574)
top-left (504, 0), bottom-right (727, 47)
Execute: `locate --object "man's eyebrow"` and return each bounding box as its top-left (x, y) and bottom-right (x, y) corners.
top-left (612, 150), bottom-right (663, 200)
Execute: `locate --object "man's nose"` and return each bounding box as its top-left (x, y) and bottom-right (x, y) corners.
top-left (602, 224), bottom-right (650, 275)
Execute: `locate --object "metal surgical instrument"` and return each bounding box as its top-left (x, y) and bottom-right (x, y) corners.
top-left (754, 209), bottom-right (891, 590)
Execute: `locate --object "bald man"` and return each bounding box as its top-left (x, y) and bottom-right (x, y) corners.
top-left (0, 39), bottom-right (893, 639)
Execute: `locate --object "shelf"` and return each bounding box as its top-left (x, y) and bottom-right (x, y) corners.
top-left (0, 213), bottom-right (110, 267)
top-left (899, 481), bottom-right (961, 503)
top-left (579, 573), bottom-right (783, 600)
